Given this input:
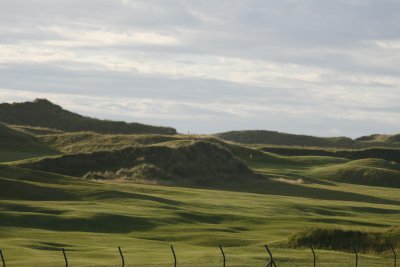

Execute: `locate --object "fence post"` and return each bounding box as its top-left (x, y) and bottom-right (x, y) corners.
top-left (118, 246), bottom-right (125, 267)
top-left (391, 245), bottom-right (397, 267)
top-left (170, 245), bottom-right (177, 267)
top-left (219, 243), bottom-right (226, 267)
top-left (62, 248), bottom-right (68, 267)
top-left (310, 244), bottom-right (316, 267)
top-left (0, 249), bottom-right (5, 267)
top-left (264, 244), bottom-right (277, 267)
top-left (352, 246), bottom-right (358, 267)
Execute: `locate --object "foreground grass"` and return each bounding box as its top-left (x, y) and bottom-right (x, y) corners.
top-left (1, 166), bottom-right (400, 266)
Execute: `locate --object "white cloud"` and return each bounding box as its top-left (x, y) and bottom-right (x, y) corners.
top-left (0, 0), bottom-right (399, 137)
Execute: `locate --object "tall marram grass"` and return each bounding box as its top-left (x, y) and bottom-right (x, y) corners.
top-left (289, 227), bottom-right (400, 253)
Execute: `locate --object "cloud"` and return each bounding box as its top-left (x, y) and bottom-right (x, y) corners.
top-left (0, 0), bottom-right (399, 137)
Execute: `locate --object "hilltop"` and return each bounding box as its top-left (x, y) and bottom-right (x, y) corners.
top-left (215, 130), bottom-right (400, 149)
top-left (0, 123), bottom-right (58, 162)
top-left (356, 133), bottom-right (400, 143)
top-left (0, 99), bottom-right (176, 135)
top-left (215, 130), bottom-right (357, 148)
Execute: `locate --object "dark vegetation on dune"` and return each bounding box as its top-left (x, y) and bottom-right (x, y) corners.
top-left (20, 141), bottom-right (257, 185)
top-left (0, 99), bottom-right (176, 135)
top-left (289, 227), bottom-right (400, 253)
top-left (216, 130), bottom-right (400, 149)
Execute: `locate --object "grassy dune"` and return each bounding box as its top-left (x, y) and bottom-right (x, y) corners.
top-left (37, 132), bottom-right (187, 153)
top-left (0, 123), bottom-right (59, 162)
top-left (261, 146), bottom-right (400, 164)
top-left (308, 159), bottom-right (400, 188)
top-left (216, 130), bottom-right (400, 149)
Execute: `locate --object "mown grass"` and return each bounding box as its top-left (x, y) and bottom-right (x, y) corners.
top-left (0, 164), bottom-right (400, 266)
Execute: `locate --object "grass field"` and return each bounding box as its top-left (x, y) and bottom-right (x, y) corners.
top-left (0, 103), bottom-right (399, 266)
top-left (1, 162), bottom-right (399, 266)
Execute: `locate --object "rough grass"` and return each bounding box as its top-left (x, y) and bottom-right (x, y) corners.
top-left (17, 140), bottom-right (257, 186)
top-left (37, 132), bottom-right (187, 153)
top-left (288, 227), bottom-right (400, 253)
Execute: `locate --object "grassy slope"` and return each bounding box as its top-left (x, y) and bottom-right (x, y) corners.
top-left (37, 132), bottom-right (187, 153)
top-left (261, 146), bottom-right (400, 164)
top-left (308, 159), bottom-right (400, 188)
top-left (215, 130), bottom-right (400, 149)
top-left (33, 132), bottom-right (400, 188)
top-left (357, 133), bottom-right (400, 142)
top-left (17, 140), bottom-right (256, 186)
top-left (2, 129), bottom-right (400, 266)
top-left (10, 125), bottom-right (65, 135)
top-left (0, 99), bottom-right (176, 135)
top-left (1, 165), bottom-right (400, 266)
top-left (0, 123), bottom-right (59, 162)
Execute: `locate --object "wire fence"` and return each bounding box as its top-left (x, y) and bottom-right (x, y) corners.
top-left (0, 243), bottom-right (397, 267)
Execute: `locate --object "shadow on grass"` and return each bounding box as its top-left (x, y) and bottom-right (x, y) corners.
top-left (214, 178), bottom-right (400, 206)
top-left (0, 212), bottom-right (157, 233)
top-left (0, 177), bottom-right (77, 201)
top-left (0, 202), bottom-right (65, 215)
top-left (87, 190), bottom-right (181, 206)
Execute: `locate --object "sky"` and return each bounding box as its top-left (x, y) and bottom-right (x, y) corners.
top-left (0, 0), bottom-right (399, 137)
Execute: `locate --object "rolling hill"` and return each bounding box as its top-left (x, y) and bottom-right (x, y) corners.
top-left (308, 158), bottom-right (400, 188)
top-left (215, 130), bottom-right (400, 149)
top-left (1, 99), bottom-right (400, 266)
top-left (261, 146), bottom-right (400, 164)
top-left (215, 130), bottom-right (357, 148)
top-left (356, 133), bottom-right (400, 143)
top-left (17, 140), bottom-right (258, 186)
top-left (0, 99), bottom-right (176, 135)
top-left (0, 123), bottom-right (58, 162)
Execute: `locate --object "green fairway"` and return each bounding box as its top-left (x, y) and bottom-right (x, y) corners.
top-left (1, 165), bottom-right (399, 266)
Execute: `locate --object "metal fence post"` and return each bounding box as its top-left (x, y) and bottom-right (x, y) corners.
top-left (391, 245), bottom-right (397, 267)
top-left (170, 245), bottom-right (177, 267)
top-left (118, 246), bottom-right (125, 267)
top-left (310, 244), bottom-right (316, 267)
top-left (0, 249), bottom-right (5, 267)
top-left (219, 243), bottom-right (226, 267)
top-left (264, 244), bottom-right (277, 267)
top-left (62, 248), bottom-right (68, 267)
top-left (352, 246), bottom-right (358, 267)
